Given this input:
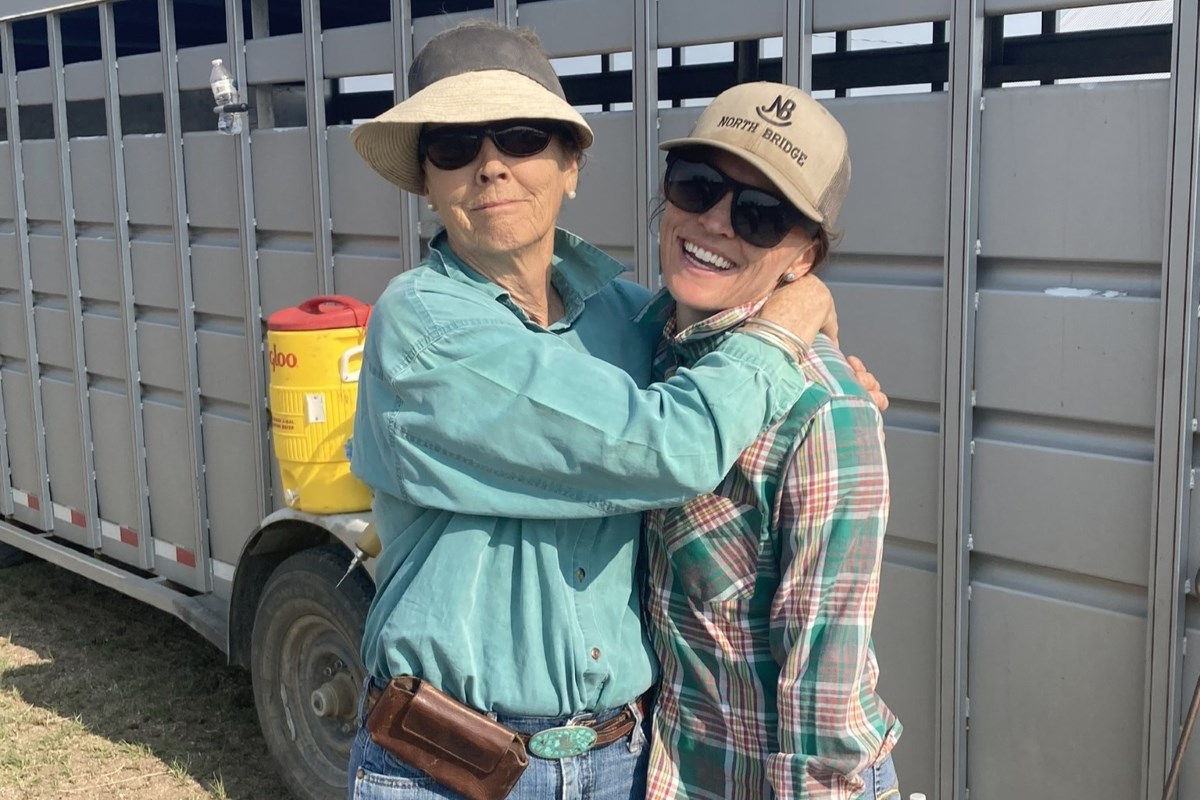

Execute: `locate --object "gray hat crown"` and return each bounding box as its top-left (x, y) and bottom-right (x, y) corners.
top-left (410, 25), bottom-right (567, 99)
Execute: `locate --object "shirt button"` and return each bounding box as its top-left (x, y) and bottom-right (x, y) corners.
top-left (590, 647), bottom-right (601, 661)
top-left (576, 568), bottom-right (586, 582)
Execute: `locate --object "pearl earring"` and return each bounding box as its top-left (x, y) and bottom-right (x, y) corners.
top-left (783, 272), bottom-right (797, 283)
top-left (567, 190), bottom-right (577, 200)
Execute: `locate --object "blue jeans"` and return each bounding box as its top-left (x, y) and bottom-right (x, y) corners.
top-left (348, 679), bottom-right (650, 800)
top-left (859, 754), bottom-right (900, 800)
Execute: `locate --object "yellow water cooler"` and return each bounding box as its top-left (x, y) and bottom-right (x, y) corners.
top-left (266, 295), bottom-right (373, 513)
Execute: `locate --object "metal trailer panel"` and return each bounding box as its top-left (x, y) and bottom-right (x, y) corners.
top-left (22, 140), bottom-right (63, 221)
top-left (48, 12), bottom-right (101, 549)
top-left (129, 239), bottom-right (180, 309)
top-left (191, 243), bottom-right (247, 319)
top-left (184, 134), bottom-right (241, 230)
top-left (222, 0), bottom-right (269, 529)
top-left (122, 135), bottom-right (173, 226)
top-left (16, 67), bottom-right (51, 105)
top-left (76, 236), bottom-right (119, 301)
top-left (974, 291), bottom-right (1160, 428)
top-left (63, 61), bottom-right (103, 102)
top-left (200, 409), bottom-right (260, 597)
top-left (196, 329), bottom-right (251, 407)
top-left (978, 82), bottom-right (1170, 265)
top-left (258, 248), bottom-right (320, 319)
top-left (556, 112), bottom-right (637, 260)
top-left (153, 0), bottom-right (209, 593)
top-left (657, 0), bottom-right (784, 47)
top-left (831, 94), bottom-right (949, 259)
top-left (0, 145), bottom-right (12, 219)
top-left (871, 562), bottom-right (938, 800)
top-left (0, 369), bottom-right (38, 513)
top-left (984, 0), bottom-right (1150, 15)
top-left (88, 386), bottom-right (142, 564)
top-left (812, 0), bottom-right (950, 31)
top-left (80, 311), bottom-right (124, 378)
top-left (971, 440), bottom-right (1154, 587)
top-left (69, 137), bottom-right (115, 224)
top-left (517, 0), bottom-right (632, 57)
top-left (0, 22), bottom-right (52, 532)
top-left (250, 129), bottom-right (314, 234)
top-left (412, 11), bottom-right (492, 52)
top-left (323, 22), bottom-right (391, 79)
top-left (327, 126), bottom-right (401, 239)
top-left (967, 582), bottom-right (1146, 799)
top-left (0, 365), bottom-right (12, 518)
top-left (27, 232), bottom-right (67, 295)
top-left (1181, 616), bottom-right (1200, 800)
top-left (827, 284), bottom-right (944, 405)
top-left (0, 300), bottom-right (24, 358)
top-left (245, 32), bottom-right (305, 87)
top-left (116, 52), bottom-right (163, 96)
top-left (876, 427), bottom-right (940, 547)
top-left (332, 252), bottom-right (402, 311)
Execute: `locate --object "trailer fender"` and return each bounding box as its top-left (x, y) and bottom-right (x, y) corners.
top-left (227, 509), bottom-right (372, 669)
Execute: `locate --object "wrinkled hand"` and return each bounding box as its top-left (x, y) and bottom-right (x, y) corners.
top-left (757, 274), bottom-right (837, 348)
top-left (847, 354), bottom-right (888, 412)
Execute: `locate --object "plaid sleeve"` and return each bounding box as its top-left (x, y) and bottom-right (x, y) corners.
top-left (765, 397), bottom-right (890, 800)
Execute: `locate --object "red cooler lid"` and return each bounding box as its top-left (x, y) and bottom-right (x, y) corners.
top-left (267, 295), bottom-right (372, 331)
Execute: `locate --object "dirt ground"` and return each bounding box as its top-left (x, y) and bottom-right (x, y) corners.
top-left (0, 556), bottom-right (292, 799)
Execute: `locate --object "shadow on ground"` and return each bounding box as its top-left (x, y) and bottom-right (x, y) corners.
top-left (0, 557), bottom-right (292, 799)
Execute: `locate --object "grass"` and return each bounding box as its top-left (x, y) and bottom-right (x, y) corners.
top-left (0, 557), bottom-right (292, 799)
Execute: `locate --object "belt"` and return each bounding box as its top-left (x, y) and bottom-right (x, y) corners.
top-left (366, 684), bottom-right (649, 758)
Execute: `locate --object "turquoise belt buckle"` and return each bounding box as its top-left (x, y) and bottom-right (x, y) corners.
top-left (527, 725), bottom-right (597, 759)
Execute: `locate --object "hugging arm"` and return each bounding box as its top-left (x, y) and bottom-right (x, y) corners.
top-left (353, 288), bottom-right (810, 519)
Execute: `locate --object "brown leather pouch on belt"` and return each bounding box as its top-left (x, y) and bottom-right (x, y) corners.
top-left (365, 676), bottom-right (529, 800)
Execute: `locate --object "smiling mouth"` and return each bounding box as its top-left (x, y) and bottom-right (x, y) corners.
top-left (681, 239), bottom-right (736, 272)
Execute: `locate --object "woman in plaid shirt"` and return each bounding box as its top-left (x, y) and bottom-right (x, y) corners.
top-left (641, 82), bottom-right (902, 799)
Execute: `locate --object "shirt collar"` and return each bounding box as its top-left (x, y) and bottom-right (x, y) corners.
top-left (637, 289), bottom-right (770, 373)
top-left (427, 227), bottom-right (627, 320)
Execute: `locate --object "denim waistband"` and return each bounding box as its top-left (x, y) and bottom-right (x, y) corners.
top-left (365, 675), bottom-right (646, 733)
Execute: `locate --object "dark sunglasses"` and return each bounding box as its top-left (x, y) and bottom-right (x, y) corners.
top-left (419, 121), bottom-right (561, 171)
top-left (663, 155), bottom-right (820, 248)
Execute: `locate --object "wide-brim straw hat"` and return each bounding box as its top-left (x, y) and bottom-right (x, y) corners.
top-left (660, 81), bottom-right (850, 231)
top-left (351, 24), bottom-right (593, 195)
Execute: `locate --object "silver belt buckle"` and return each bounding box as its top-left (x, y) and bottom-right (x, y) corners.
top-left (527, 725), bottom-right (598, 759)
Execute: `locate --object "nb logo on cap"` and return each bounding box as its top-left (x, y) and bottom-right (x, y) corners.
top-left (756, 95), bottom-right (795, 127)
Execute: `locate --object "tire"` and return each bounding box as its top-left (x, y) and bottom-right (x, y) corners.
top-left (251, 545), bottom-right (375, 800)
top-left (0, 541), bottom-right (25, 569)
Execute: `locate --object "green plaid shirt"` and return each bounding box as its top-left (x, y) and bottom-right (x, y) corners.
top-left (640, 291), bottom-right (901, 799)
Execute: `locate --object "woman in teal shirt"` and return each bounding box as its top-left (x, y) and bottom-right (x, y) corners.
top-left (347, 21), bottom-right (868, 800)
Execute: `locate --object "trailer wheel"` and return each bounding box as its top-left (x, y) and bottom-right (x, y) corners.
top-left (251, 545), bottom-right (374, 800)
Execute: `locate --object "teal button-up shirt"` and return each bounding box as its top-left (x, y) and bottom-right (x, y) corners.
top-left (351, 229), bottom-right (809, 717)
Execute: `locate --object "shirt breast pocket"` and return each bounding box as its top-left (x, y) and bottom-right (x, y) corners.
top-left (657, 494), bottom-right (764, 605)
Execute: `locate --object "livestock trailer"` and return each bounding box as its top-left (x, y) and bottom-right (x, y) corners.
top-left (0, 1), bottom-right (1199, 799)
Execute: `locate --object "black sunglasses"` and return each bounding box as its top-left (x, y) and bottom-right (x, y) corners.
top-left (663, 155), bottom-right (819, 248)
top-left (419, 121), bottom-right (561, 171)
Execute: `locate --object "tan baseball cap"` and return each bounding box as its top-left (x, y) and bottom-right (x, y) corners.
top-left (660, 81), bottom-right (850, 230)
top-left (351, 23), bottom-right (593, 194)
